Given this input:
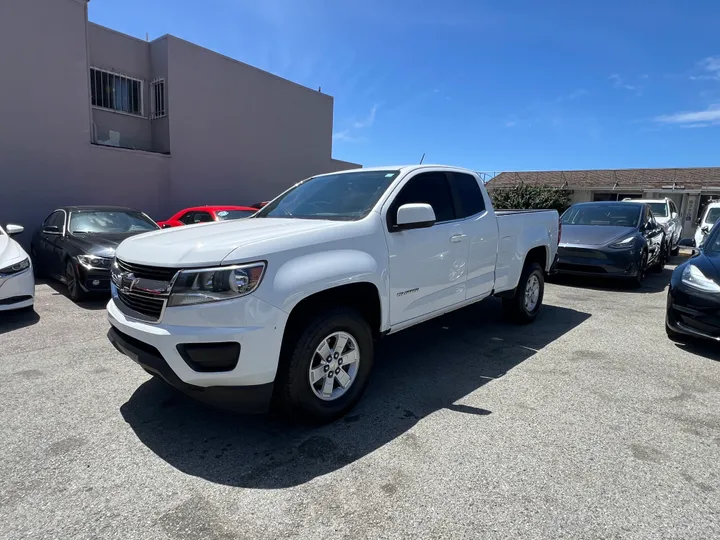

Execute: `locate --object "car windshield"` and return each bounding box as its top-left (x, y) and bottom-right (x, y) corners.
top-left (69, 211), bottom-right (158, 234)
top-left (648, 203), bottom-right (668, 217)
top-left (216, 210), bottom-right (256, 220)
top-left (704, 207), bottom-right (720, 225)
top-left (561, 204), bottom-right (641, 227)
top-left (256, 170), bottom-right (400, 221)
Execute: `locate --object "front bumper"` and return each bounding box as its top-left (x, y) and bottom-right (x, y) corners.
top-left (557, 245), bottom-right (638, 278)
top-left (77, 265), bottom-right (111, 292)
top-left (108, 327), bottom-right (274, 413)
top-left (666, 286), bottom-right (720, 342)
top-left (106, 294), bottom-right (288, 411)
top-left (0, 267), bottom-right (35, 311)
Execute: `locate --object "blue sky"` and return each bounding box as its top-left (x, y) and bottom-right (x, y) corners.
top-left (89, 0), bottom-right (720, 172)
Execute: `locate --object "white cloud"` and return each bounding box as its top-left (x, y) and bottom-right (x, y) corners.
top-left (609, 74), bottom-right (639, 93)
top-left (690, 56), bottom-right (720, 81)
top-left (654, 105), bottom-right (720, 127)
top-left (333, 104), bottom-right (379, 143)
top-left (556, 89), bottom-right (589, 102)
top-left (505, 120), bottom-right (517, 128)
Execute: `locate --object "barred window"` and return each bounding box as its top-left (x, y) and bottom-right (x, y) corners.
top-left (90, 67), bottom-right (143, 116)
top-left (150, 78), bottom-right (166, 119)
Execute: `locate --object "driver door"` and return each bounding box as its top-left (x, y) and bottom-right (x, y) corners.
top-left (383, 171), bottom-right (469, 326)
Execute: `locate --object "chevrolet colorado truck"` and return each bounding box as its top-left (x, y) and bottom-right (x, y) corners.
top-left (107, 165), bottom-right (560, 422)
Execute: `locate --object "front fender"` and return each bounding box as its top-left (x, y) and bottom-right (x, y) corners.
top-left (257, 249), bottom-right (389, 326)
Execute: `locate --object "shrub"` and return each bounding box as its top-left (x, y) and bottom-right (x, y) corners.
top-left (490, 184), bottom-right (571, 213)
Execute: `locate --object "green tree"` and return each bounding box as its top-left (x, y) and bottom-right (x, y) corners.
top-left (490, 184), bottom-right (571, 212)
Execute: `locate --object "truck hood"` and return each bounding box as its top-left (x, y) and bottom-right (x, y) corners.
top-left (115, 218), bottom-right (351, 266)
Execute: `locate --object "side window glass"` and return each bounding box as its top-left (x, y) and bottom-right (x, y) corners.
top-left (42, 212), bottom-right (55, 227)
top-left (179, 212), bottom-right (195, 225)
top-left (195, 212), bottom-right (213, 223)
top-left (49, 211), bottom-right (65, 230)
top-left (451, 173), bottom-right (486, 218)
top-left (391, 172), bottom-right (455, 224)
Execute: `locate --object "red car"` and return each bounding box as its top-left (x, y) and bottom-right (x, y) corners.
top-left (157, 205), bottom-right (257, 228)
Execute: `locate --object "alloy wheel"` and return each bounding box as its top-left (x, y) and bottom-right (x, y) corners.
top-left (524, 273), bottom-right (541, 312)
top-left (308, 331), bottom-right (360, 401)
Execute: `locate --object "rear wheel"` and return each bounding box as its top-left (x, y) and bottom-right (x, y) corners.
top-left (502, 262), bottom-right (544, 324)
top-left (276, 308), bottom-right (374, 423)
top-left (652, 241), bottom-right (667, 273)
top-left (632, 250), bottom-right (648, 287)
top-left (65, 260), bottom-right (86, 302)
top-left (671, 243), bottom-right (680, 257)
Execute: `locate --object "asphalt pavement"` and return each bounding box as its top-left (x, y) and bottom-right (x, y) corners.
top-left (1, 256), bottom-right (718, 539)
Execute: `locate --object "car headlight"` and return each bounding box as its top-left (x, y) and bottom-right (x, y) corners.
top-left (168, 262), bottom-right (266, 307)
top-left (77, 254), bottom-right (112, 269)
top-left (608, 236), bottom-right (635, 249)
top-left (0, 257), bottom-right (30, 276)
top-left (681, 264), bottom-right (720, 293)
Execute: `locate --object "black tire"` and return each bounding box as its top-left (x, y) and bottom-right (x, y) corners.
top-left (30, 248), bottom-right (44, 278)
top-left (276, 308), bottom-right (374, 424)
top-left (65, 260), bottom-right (86, 302)
top-left (671, 244), bottom-right (680, 257)
top-left (632, 250), bottom-right (648, 288)
top-left (652, 241), bottom-right (666, 273)
top-left (502, 262), bottom-right (544, 324)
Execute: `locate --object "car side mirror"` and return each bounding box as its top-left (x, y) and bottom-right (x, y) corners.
top-left (701, 225), bottom-right (710, 233)
top-left (671, 212), bottom-right (678, 219)
top-left (42, 225), bottom-right (60, 234)
top-left (395, 203), bottom-right (436, 231)
top-left (6, 224), bottom-right (24, 236)
top-left (678, 238), bottom-right (695, 248)
top-left (161, 223), bottom-right (172, 229)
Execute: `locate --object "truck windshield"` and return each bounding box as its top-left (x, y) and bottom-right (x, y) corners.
top-left (561, 203), bottom-right (641, 227)
top-left (256, 170), bottom-right (400, 221)
top-left (704, 207), bottom-right (720, 225)
top-left (648, 203), bottom-right (668, 217)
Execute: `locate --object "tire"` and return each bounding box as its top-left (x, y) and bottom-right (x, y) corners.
top-left (30, 248), bottom-right (44, 278)
top-left (65, 260), bottom-right (86, 302)
top-left (276, 307), bottom-right (374, 423)
top-left (632, 250), bottom-right (648, 288)
top-left (502, 262), bottom-right (544, 324)
top-left (652, 241), bottom-right (666, 273)
top-left (671, 243), bottom-right (680, 257)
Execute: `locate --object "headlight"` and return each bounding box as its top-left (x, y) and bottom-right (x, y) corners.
top-left (681, 265), bottom-right (720, 293)
top-left (77, 254), bottom-right (112, 269)
top-left (608, 236), bottom-right (635, 249)
top-left (0, 257), bottom-right (30, 276)
top-left (168, 262), bottom-right (266, 307)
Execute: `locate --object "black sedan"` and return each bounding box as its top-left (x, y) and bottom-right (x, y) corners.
top-left (31, 206), bottom-right (159, 301)
top-left (558, 201), bottom-right (666, 285)
top-left (666, 230), bottom-right (720, 343)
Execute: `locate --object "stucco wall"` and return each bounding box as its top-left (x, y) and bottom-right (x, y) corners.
top-left (166, 36), bottom-right (337, 207)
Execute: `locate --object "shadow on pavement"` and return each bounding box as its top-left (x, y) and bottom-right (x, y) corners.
top-left (39, 279), bottom-right (109, 311)
top-left (674, 340), bottom-right (720, 363)
top-left (0, 308), bottom-right (40, 335)
top-left (550, 254), bottom-right (688, 294)
top-left (120, 298), bottom-right (590, 489)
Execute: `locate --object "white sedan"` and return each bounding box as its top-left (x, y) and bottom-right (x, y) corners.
top-left (0, 223), bottom-right (35, 312)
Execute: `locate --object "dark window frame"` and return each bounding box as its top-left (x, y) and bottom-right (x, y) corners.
top-left (386, 171), bottom-right (458, 231)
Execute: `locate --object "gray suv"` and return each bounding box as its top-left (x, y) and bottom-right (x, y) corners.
top-left (623, 198), bottom-right (682, 256)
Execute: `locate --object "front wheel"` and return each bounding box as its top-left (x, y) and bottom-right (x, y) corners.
top-left (652, 241), bottom-right (667, 273)
top-left (632, 250), bottom-right (648, 288)
top-left (65, 260), bottom-right (86, 302)
top-left (276, 308), bottom-right (374, 423)
top-left (502, 262), bottom-right (545, 324)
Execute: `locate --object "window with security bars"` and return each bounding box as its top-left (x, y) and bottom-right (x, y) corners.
top-left (90, 68), bottom-right (143, 116)
top-left (150, 78), bottom-right (166, 119)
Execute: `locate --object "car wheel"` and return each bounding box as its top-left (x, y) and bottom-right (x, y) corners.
top-left (277, 307), bottom-right (374, 423)
top-left (502, 262), bottom-right (544, 324)
top-left (30, 248), bottom-right (44, 278)
top-left (652, 241), bottom-right (666, 273)
top-left (632, 250), bottom-right (648, 287)
top-left (671, 243), bottom-right (680, 256)
top-left (65, 260), bottom-right (86, 302)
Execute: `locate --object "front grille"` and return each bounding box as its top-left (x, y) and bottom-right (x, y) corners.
top-left (558, 263), bottom-right (607, 274)
top-left (116, 259), bottom-right (179, 282)
top-left (117, 289), bottom-right (165, 321)
top-left (558, 247), bottom-right (607, 260)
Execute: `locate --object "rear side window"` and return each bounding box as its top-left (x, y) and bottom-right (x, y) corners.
top-left (44, 211), bottom-right (65, 230)
top-left (451, 172), bottom-right (486, 218)
top-left (179, 212), bottom-right (196, 225)
top-left (390, 172), bottom-right (456, 224)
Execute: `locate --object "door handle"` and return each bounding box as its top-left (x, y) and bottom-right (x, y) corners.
top-left (450, 234), bottom-right (466, 243)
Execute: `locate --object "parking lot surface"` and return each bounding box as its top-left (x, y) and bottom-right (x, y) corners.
top-left (1, 256), bottom-right (719, 539)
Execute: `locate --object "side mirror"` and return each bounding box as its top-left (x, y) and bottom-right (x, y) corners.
top-left (6, 224), bottom-right (24, 236)
top-left (42, 225), bottom-right (60, 234)
top-left (701, 225), bottom-right (710, 233)
top-left (678, 238), bottom-right (695, 248)
top-left (395, 203), bottom-right (436, 231)
top-left (161, 223), bottom-right (172, 229)
top-left (671, 212), bottom-right (678, 220)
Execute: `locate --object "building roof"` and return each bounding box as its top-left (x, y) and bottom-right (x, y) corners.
top-left (488, 167), bottom-right (720, 191)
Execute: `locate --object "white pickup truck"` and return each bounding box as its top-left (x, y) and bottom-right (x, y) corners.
top-left (107, 165), bottom-right (559, 422)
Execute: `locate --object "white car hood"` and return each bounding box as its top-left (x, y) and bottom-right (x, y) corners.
top-left (0, 234), bottom-right (28, 267)
top-left (115, 218), bottom-right (354, 266)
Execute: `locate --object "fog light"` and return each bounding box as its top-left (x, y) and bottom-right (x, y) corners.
top-left (92, 280), bottom-right (100, 286)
